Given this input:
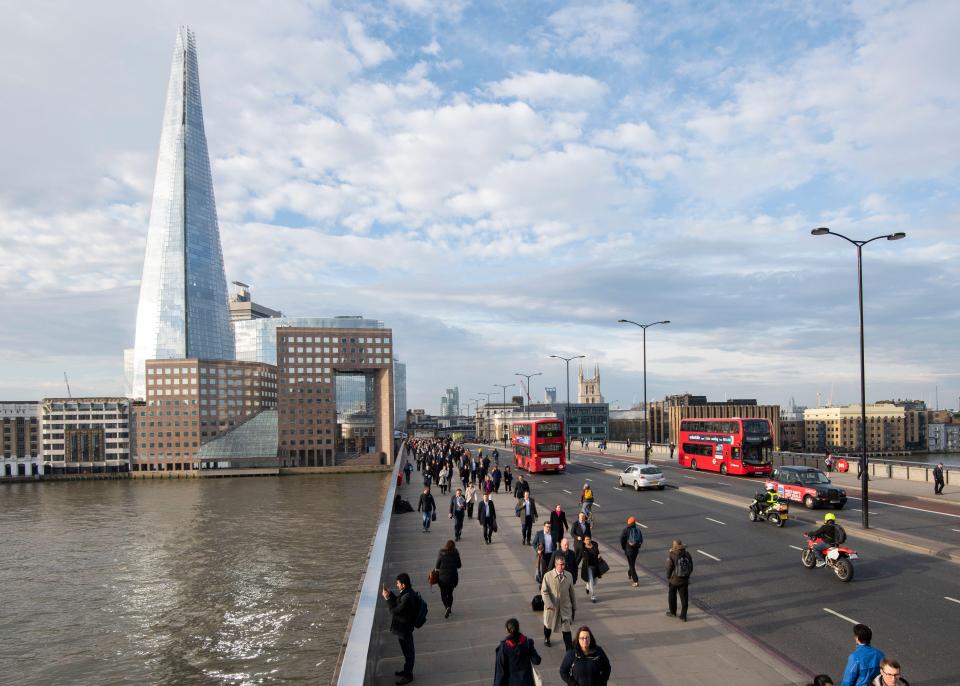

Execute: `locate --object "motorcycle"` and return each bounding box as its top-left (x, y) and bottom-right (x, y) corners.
top-left (801, 534), bottom-right (857, 582)
top-left (748, 496), bottom-right (788, 527)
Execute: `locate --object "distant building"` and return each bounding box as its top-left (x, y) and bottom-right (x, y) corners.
top-left (440, 387), bottom-right (460, 417)
top-left (393, 360), bottom-right (407, 429)
top-left (41, 398), bottom-right (132, 475)
top-left (780, 420), bottom-right (806, 451)
top-left (608, 408), bottom-right (644, 441)
top-left (544, 387), bottom-right (557, 404)
top-left (476, 401), bottom-right (609, 444)
top-left (928, 423), bottom-right (960, 452)
top-left (804, 404), bottom-right (909, 453)
top-left (234, 315), bottom-right (386, 365)
top-left (228, 282), bottom-right (283, 322)
top-left (1, 402), bottom-right (41, 478)
top-left (577, 365), bottom-right (603, 404)
top-left (646, 394), bottom-right (779, 448)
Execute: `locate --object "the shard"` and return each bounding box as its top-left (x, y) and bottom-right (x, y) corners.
top-left (131, 27), bottom-right (234, 398)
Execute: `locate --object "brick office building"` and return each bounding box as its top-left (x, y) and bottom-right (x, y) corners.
top-left (131, 359), bottom-right (277, 472)
top-left (276, 326), bottom-right (394, 467)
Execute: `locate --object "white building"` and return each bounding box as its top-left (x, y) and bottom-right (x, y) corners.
top-left (1, 402), bottom-right (41, 478)
top-left (41, 398), bottom-right (132, 475)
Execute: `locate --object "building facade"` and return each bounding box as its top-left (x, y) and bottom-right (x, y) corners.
top-left (131, 28), bottom-right (234, 399)
top-left (276, 326), bottom-right (394, 466)
top-left (1, 402), bottom-right (41, 478)
top-left (577, 365), bottom-right (603, 404)
top-left (803, 404), bottom-right (910, 453)
top-left (132, 359), bottom-right (277, 472)
top-left (928, 423), bottom-right (960, 452)
top-left (440, 387), bottom-right (460, 417)
top-left (394, 360), bottom-right (407, 429)
top-left (234, 316), bottom-right (386, 366)
top-left (228, 282), bottom-right (282, 322)
top-left (667, 401), bottom-right (781, 450)
top-left (41, 398), bottom-right (132, 474)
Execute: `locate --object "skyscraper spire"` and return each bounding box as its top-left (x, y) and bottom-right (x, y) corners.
top-left (131, 27), bottom-right (234, 398)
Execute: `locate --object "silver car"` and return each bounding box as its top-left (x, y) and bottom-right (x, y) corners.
top-left (618, 465), bottom-right (666, 491)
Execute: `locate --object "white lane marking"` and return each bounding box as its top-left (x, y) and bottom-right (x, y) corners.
top-left (945, 596), bottom-right (960, 605)
top-left (705, 517), bottom-right (726, 526)
top-left (598, 462), bottom-right (614, 467)
top-left (563, 489), bottom-right (573, 495)
top-left (789, 545), bottom-right (804, 551)
top-left (682, 476), bottom-right (697, 480)
top-left (593, 503), bottom-right (601, 508)
top-left (614, 487), bottom-right (623, 491)
top-left (542, 480), bottom-right (549, 484)
top-left (697, 549), bottom-right (721, 562)
top-left (638, 523), bottom-right (648, 529)
top-left (823, 608), bottom-right (859, 625)
top-left (846, 496), bottom-right (960, 519)
top-left (585, 478), bottom-right (593, 482)
top-left (651, 499), bottom-right (664, 505)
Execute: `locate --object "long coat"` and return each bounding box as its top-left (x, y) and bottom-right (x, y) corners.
top-left (540, 568), bottom-right (576, 633)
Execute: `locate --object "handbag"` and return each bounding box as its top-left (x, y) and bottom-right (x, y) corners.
top-left (492, 521), bottom-right (498, 533)
top-left (431, 511), bottom-right (437, 521)
top-left (532, 666), bottom-right (543, 686)
top-left (597, 556), bottom-right (610, 578)
top-left (428, 569), bottom-right (440, 586)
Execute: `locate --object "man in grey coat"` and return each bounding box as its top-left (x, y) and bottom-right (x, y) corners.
top-left (540, 556), bottom-right (576, 650)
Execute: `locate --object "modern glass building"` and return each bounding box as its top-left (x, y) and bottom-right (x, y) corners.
top-left (234, 316), bottom-right (386, 365)
top-left (393, 360), bottom-right (407, 429)
top-left (131, 27), bottom-right (234, 398)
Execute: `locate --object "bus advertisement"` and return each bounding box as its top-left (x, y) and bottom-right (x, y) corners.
top-left (510, 419), bottom-right (567, 473)
top-left (677, 417), bottom-right (773, 476)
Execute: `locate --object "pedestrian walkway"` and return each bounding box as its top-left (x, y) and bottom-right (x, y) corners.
top-left (370, 464), bottom-right (809, 685)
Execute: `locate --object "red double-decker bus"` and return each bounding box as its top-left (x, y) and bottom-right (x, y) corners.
top-left (511, 419), bottom-right (566, 473)
top-left (677, 417), bottom-right (773, 476)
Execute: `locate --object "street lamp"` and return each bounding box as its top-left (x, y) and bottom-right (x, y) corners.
top-left (494, 384), bottom-right (516, 446)
top-left (477, 392), bottom-right (496, 443)
top-left (550, 354), bottom-right (586, 466)
top-left (811, 226), bottom-right (906, 530)
top-left (515, 372), bottom-right (543, 417)
top-left (618, 319), bottom-right (670, 464)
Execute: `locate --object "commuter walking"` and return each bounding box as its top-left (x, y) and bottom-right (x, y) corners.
top-left (933, 462), bottom-right (945, 495)
top-left (824, 451), bottom-right (834, 473)
top-left (550, 504), bottom-right (570, 541)
top-left (516, 492), bottom-right (538, 545)
top-left (540, 557), bottom-right (576, 650)
top-left (513, 475), bottom-right (530, 500)
top-left (550, 538), bottom-right (578, 583)
top-left (438, 467), bottom-right (449, 495)
top-left (417, 487), bottom-right (436, 533)
top-left (494, 617), bottom-right (542, 686)
top-left (403, 460), bottom-right (414, 484)
top-left (626, 437), bottom-right (632, 453)
top-left (620, 517), bottom-right (643, 587)
top-left (872, 658), bottom-right (909, 686)
top-left (669, 442), bottom-right (676, 460)
top-left (465, 483), bottom-right (478, 518)
top-left (435, 539), bottom-right (462, 618)
top-left (478, 492), bottom-right (498, 544)
top-left (532, 522), bottom-right (558, 581)
top-left (559, 626), bottom-right (611, 686)
top-left (503, 465), bottom-right (513, 492)
top-left (665, 539), bottom-right (692, 621)
top-left (577, 535), bottom-right (601, 603)
top-left (571, 512), bottom-right (591, 554)
top-left (492, 465), bottom-right (502, 492)
top-left (382, 572), bottom-right (419, 685)
top-left (450, 488), bottom-right (467, 541)
top-left (840, 623), bottom-right (884, 686)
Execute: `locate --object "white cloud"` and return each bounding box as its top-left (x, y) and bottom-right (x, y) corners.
top-left (545, 1), bottom-right (643, 62)
top-left (343, 14), bottom-right (394, 67)
top-left (487, 70), bottom-right (608, 105)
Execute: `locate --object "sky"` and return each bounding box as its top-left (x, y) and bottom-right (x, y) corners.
top-left (1, 0), bottom-right (958, 414)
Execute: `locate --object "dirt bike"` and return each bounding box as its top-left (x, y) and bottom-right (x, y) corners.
top-left (801, 534), bottom-right (857, 582)
top-left (748, 497), bottom-right (788, 527)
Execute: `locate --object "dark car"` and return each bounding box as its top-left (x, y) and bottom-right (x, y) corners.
top-left (765, 466), bottom-right (847, 510)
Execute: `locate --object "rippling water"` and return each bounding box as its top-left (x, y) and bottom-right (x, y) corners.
top-left (0, 473), bottom-right (388, 685)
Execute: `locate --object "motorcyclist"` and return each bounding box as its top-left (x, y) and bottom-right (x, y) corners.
top-left (751, 487), bottom-right (779, 517)
top-left (806, 512), bottom-right (840, 567)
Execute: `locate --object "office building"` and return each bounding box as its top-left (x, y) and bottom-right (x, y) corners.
top-left (229, 282), bottom-right (282, 322)
top-left (928, 423), bottom-right (960, 452)
top-left (41, 398), bottom-right (132, 474)
top-left (804, 404), bottom-right (909, 453)
top-left (1, 402), bottom-right (41, 478)
top-left (544, 387), bottom-right (557, 404)
top-left (394, 360), bottom-right (407, 429)
top-left (131, 28), bottom-right (234, 399)
top-left (234, 316), bottom-right (386, 365)
top-left (440, 387), bottom-right (460, 417)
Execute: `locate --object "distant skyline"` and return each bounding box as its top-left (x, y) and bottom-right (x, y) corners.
top-left (1, 1), bottom-right (957, 413)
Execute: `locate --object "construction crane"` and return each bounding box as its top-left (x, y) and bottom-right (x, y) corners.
top-left (63, 372), bottom-right (72, 398)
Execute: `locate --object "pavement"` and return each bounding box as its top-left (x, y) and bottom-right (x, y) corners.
top-left (369, 453), bottom-right (811, 686)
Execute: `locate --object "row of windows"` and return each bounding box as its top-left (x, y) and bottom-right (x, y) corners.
top-left (282, 336), bottom-right (390, 345)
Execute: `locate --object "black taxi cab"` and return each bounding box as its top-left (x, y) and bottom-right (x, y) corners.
top-left (765, 465), bottom-right (847, 510)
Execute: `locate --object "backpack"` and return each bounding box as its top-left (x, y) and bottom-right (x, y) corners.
top-left (413, 592), bottom-right (428, 629)
top-left (628, 525), bottom-right (642, 547)
top-left (834, 525), bottom-right (847, 545)
top-left (675, 551), bottom-right (693, 579)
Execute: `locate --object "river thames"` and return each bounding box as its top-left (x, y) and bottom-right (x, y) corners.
top-left (0, 473), bottom-right (389, 685)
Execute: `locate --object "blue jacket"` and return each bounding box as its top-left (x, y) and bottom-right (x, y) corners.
top-left (840, 644), bottom-right (885, 686)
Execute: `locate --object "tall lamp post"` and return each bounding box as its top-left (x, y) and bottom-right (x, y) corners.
top-left (811, 227), bottom-right (906, 530)
top-left (478, 392), bottom-right (496, 443)
top-left (550, 354), bottom-right (585, 466)
top-left (494, 383), bottom-right (516, 446)
top-left (515, 372), bottom-right (543, 418)
top-left (618, 319), bottom-right (670, 464)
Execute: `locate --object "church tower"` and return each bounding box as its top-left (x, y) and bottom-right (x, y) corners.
top-left (577, 364), bottom-right (603, 404)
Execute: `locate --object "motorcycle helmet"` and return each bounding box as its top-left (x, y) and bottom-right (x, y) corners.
top-left (766, 486), bottom-right (777, 493)
top-left (823, 512), bottom-right (837, 522)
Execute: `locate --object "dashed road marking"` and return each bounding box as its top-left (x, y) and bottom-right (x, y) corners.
top-left (682, 476), bottom-right (697, 480)
top-left (563, 489), bottom-right (572, 495)
top-left (846, 496), bottom-right (960, 519)
top-left (542, 480), bottom-right (549, 484)
top-left (823, 608), bottom-right (859, 624)
top-left (651, 499), bottom-right (664, 505)
top-left (599, 462), bottom-right (614, 467)
top-left (585, 478), bottom-right (593, 482)
top-left (952, 529), bottom-right (960, 533)
top-left (614, 487), bottom-right (623, 491)
top-left (789, 545), bottom-right (804, 551)
top-left (945, 597), bottom-right (960, 605)
top-left (638, 523), bottom-right (648, 528)
top-left (705, 517), bottom-right (726, 526)
top-left (697, 550), bottom-right (721, 562)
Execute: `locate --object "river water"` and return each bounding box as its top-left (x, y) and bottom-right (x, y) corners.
top-left (0, 473), bottom-right (388, 685)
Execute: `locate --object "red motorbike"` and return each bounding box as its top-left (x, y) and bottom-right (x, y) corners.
top-left (801, 534), bottom-right (857, 582)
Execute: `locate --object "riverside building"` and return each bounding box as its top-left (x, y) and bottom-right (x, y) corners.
top-left (804, 404), bottom-right (914, 453)
top-left (1, 402), bottom-right (41, 478)
top-left (40, 398), bottom-right (132, 475)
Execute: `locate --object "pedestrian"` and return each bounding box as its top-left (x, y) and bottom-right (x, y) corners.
top-left (513, 474), bottom-right (530, 500)
top-left (503, 465), bottom-right (513, 492)
top-left (577, 535), bottom-right (601, 603)
top-left (808, 676), bottom-right (834, 686)
top-left (620, 516), bottom-right (643, 587)
top-left (382, 572), bottom-right (419, 685)
top-left (516, 491), bottom-right (538, 546)
top-left (465, 482), bottom-right (478, 519)
top-left (643, 442), bottom-right (651, 464)
top-left (856, 456), bottom-right (864, 479)
top-left (492, 465), bottom-right (502, 493)
top-left (532, 522), bottom-right (557, 581)
top-left (438, 467), bottom-right (449, 495)
top-left (403, 460), bottom-right (414, 484)
top-left (550, 537), bottom-right (578, 583)
top-left (478, 491), bottom-right (498, 544)
top-left (435, 539), bottom-right (462, 619)
top-left (669, 442), bottom-right (676, 460)
top-left (665, 539), bottom-right (692, 621)
top-left (494, 617), bottom-right (542, 686)
top-left (840, 623), bottom-right (884, 686)
top-left (540, 556), bottom-right (576, 650)
top-left (417, 487), bottom-right (436, 533)
top-left (871, 658), bottom-right (908, 686)
top-left (626, 437), bottom-right (632, 453)
top-left (824, 451), bottom-right (834, 473)
top-left (559, 625), bottom-right (612, 686)
top-left (933, 462), bottom-right (945, 495)
top-left (571, 511), bottom-right (591, 554)
top-left (550, 504), bottom-right (570, 541)
top-left (483, 474), bottom-right (495, 496)
top-left (450, 488), bottom-right (467, 541)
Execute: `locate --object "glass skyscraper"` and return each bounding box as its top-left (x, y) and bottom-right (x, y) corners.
top-left (131, 27), bottom-right (234, 398)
